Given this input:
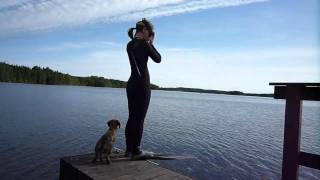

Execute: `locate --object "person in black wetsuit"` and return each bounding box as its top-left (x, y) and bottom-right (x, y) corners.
top-left (125, 18), bottom-right (161, 157)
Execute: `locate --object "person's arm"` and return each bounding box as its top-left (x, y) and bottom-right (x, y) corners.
top-left (145, 41), bottom-right (161, 63)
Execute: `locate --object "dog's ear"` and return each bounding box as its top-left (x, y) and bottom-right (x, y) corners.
top-left (117, 120), bottom-right (120, 128)
top-left (107, 120), bottom-right (112, 127)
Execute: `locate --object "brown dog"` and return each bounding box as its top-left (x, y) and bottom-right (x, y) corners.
top-left (92, 119), bottom-right (120, 164)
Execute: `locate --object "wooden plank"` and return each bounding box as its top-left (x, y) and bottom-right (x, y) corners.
top-left (269, 83), bottom-right (320, 86)
top-left (131, 166), bottom-right (168, 179)
top-left (60, 158), bottom-right (93, 180)
top-left (270, 82), bottom-right (320, 180)
top-left (174, 174), bottom-right (194, 180)
top-left (273, 86), bottom-right (320, 101)
top-left (111, 175), bottom-right (132, 180)
top-left (281, 86), bottom-right (303, 180)
top-left (299, 152), bottom-right (320, 170)
top-left (59, 153), bottom-right (193, 180)
top-left (151, 171), bottom-right (180, 180)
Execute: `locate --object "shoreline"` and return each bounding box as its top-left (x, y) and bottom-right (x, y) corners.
top-left (0, 81), bottom-right (273, 98)
top-left (0, 62), bottom-right (273, 98)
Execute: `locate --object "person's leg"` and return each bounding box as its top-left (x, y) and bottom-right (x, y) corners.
top-left (135, 89), bottom-right (151, 150)
top-left (125, 84), bottom-right (136, 154)
top-left (126, 81), bottom-right (151, 156)
top-left (131, 88), bottom-right (151, 155)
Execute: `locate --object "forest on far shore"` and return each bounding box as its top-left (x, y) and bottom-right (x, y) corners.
top-left (0, 62), bottom-right (273, 97)
top-left (0, 62), bottom-right (159, 89)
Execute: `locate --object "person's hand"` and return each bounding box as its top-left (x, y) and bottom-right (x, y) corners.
top-left (148, 35), bottom-right (154, 44)
top-left (135, 32), bottom-right (144, 39)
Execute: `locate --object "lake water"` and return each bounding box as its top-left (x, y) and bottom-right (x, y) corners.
top-left (0, 83), bottom-right (319, 180)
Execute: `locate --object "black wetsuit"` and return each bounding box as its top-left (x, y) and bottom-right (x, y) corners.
top-left (125, 38), bottom-right (161, 153)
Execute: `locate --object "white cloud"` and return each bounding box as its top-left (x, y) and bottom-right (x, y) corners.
top-left (37, 40), bottom-right (123, 52)
top-left (160, 47), bottom-right (200, 52)
top-left (0, 0), bottom-right (26, 9)
top-left (0, 0), bottom-right (267, 35)
top-left (148, 46), bottom-right (320, 92)
top-left (6, 45), bottom-right (318, 93)
top-left (41, 45), bottom-right (320, 92)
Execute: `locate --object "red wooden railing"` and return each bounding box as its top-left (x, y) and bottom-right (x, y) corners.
top-left (270, 83), bottom-right (320, 180)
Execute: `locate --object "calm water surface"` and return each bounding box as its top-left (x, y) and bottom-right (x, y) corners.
top-left (0, 83), bottom-right (319, 180)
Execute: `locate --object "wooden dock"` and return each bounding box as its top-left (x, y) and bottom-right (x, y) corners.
top-left (59, 152), bottom-right (193, 180)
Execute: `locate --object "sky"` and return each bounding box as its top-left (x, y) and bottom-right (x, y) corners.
top-left (0, 0), bottom-right (319, 93)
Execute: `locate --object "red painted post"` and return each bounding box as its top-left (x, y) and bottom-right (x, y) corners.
top-left (281, 85), bottom-right (303, 180)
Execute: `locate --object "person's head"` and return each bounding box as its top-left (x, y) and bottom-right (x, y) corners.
top-left (128, 18), bottom-right (154, 40)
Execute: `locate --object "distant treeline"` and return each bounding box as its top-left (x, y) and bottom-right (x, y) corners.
top-left (158, 87), bottom-right (273, 97)
top-left (0, 62), bottom-right (159, 89)
top-left (0, 62), bottom-right (273, 97)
